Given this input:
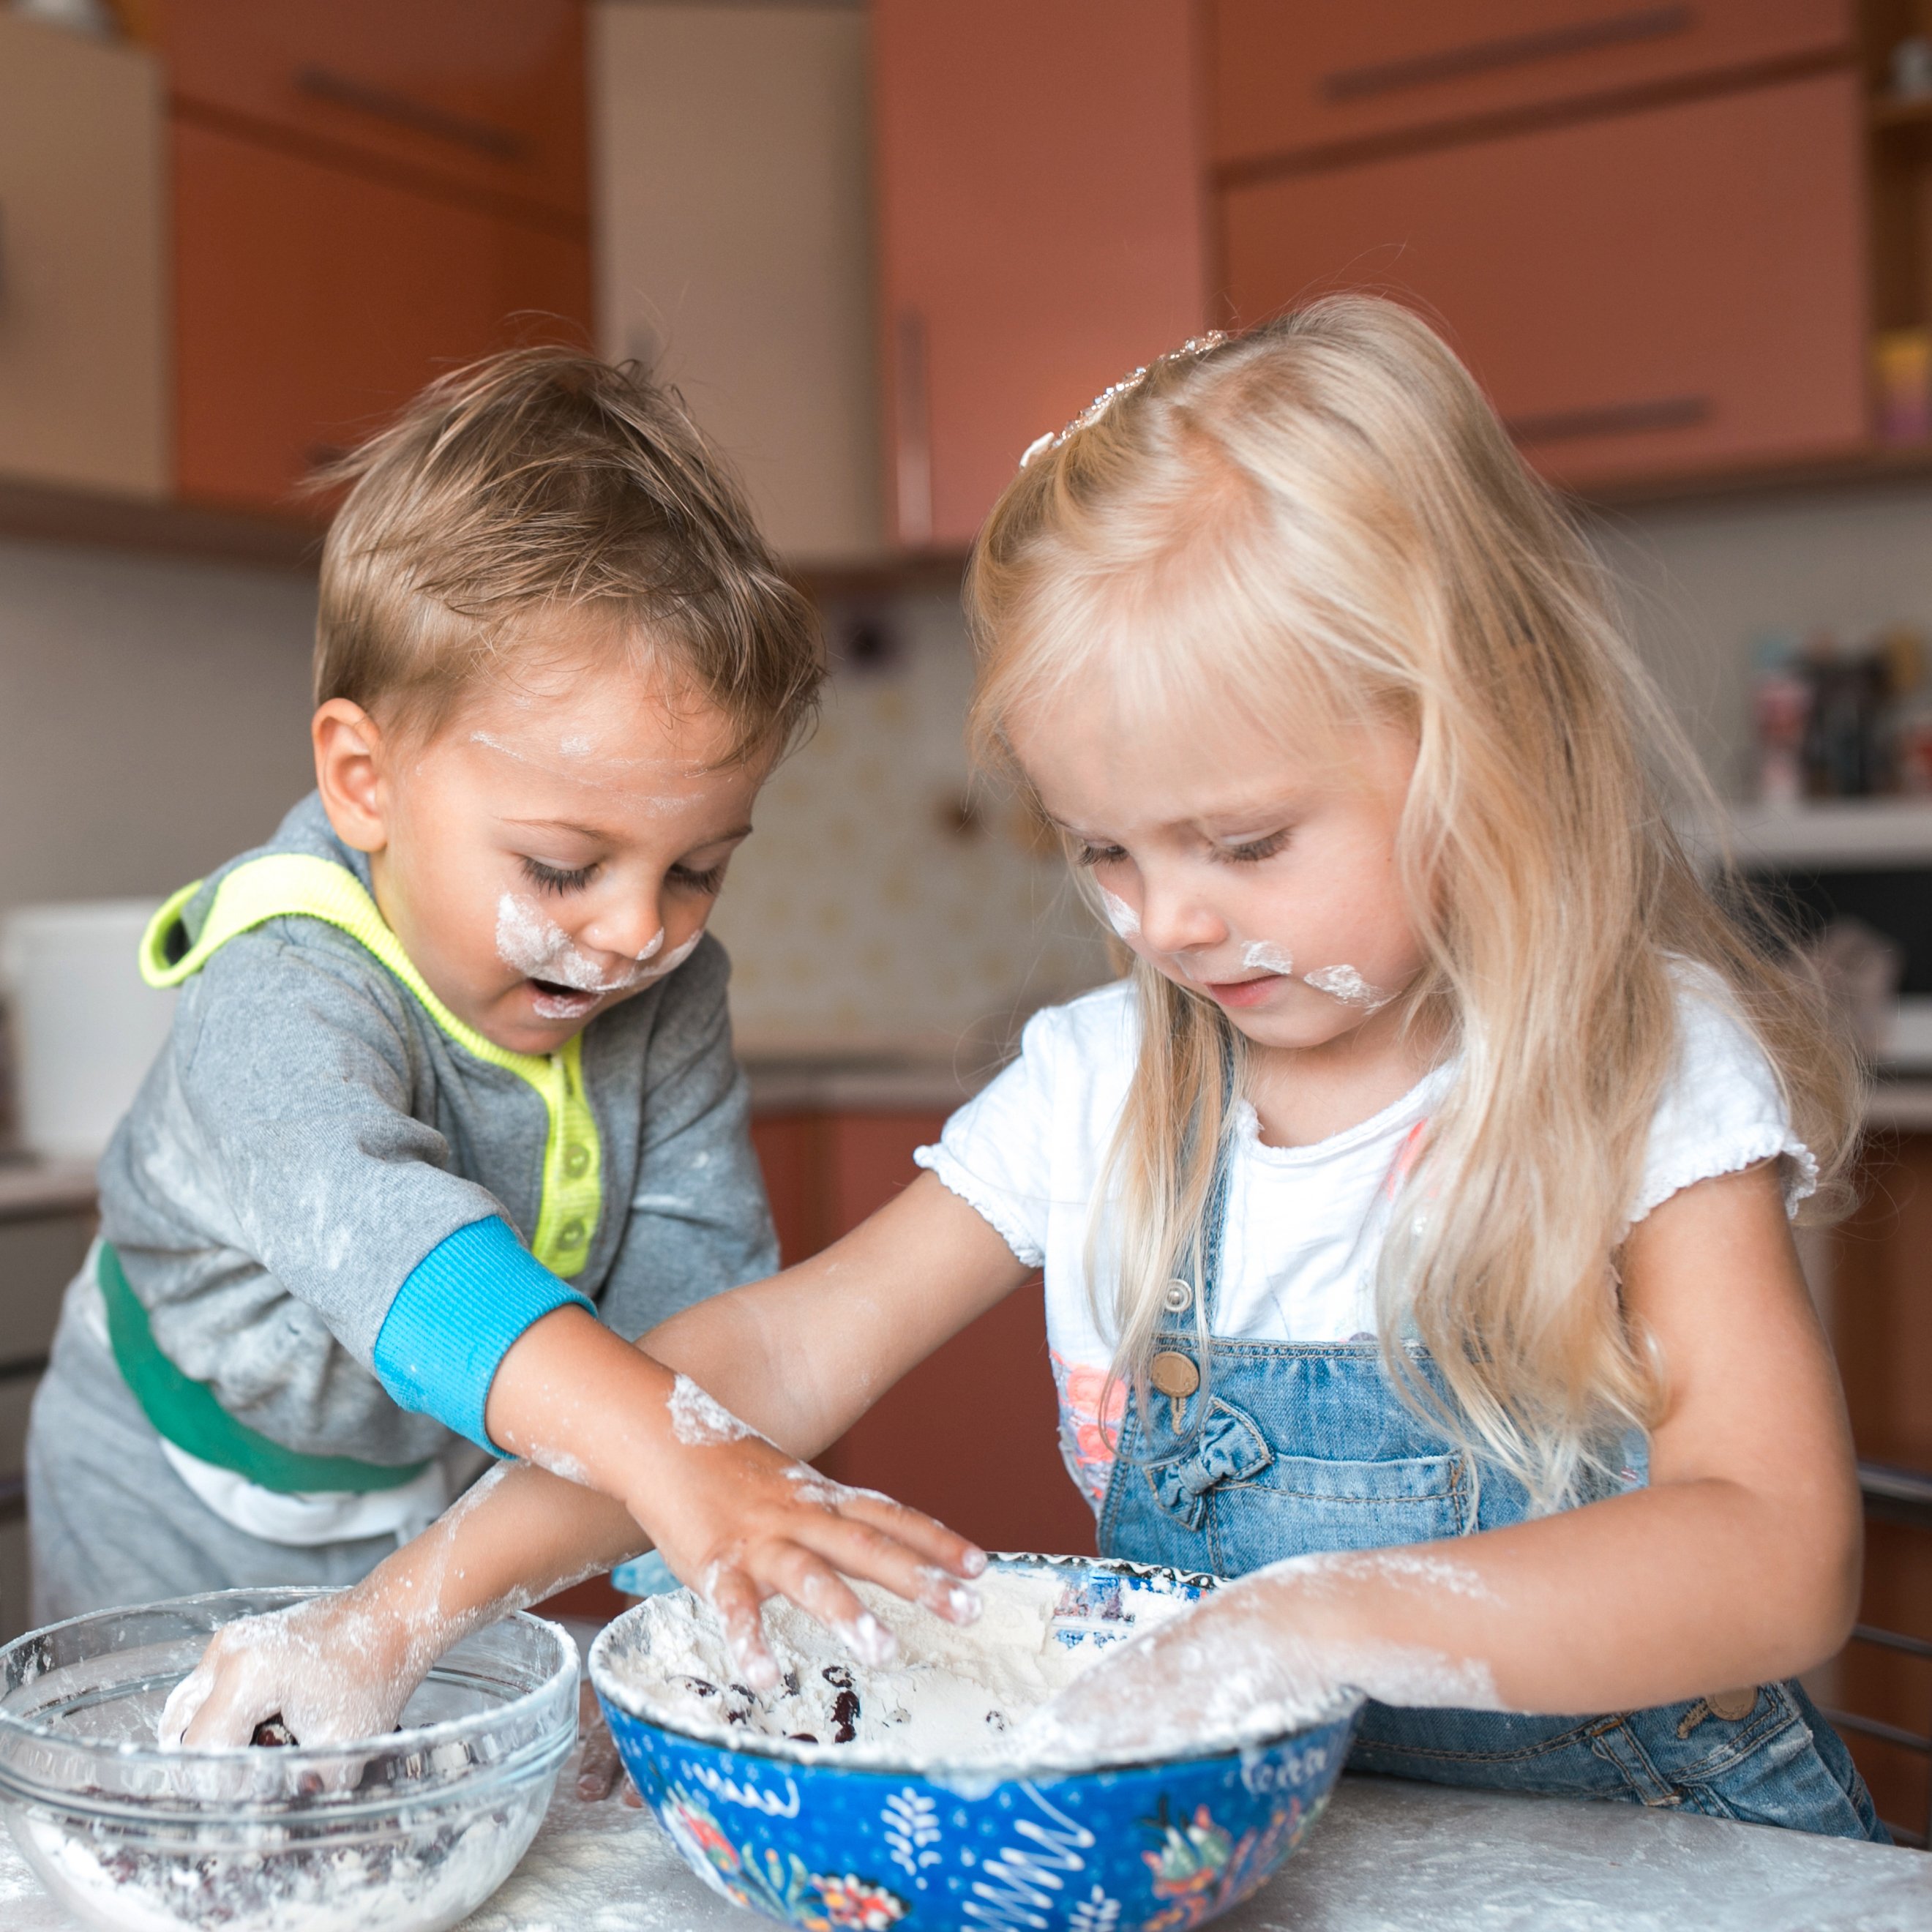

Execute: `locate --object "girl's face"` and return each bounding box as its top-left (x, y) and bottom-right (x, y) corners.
top-left (1007, 681), bottom-right (1424, 1057)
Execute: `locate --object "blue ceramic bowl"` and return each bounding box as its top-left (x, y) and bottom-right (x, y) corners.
top-left (590, 1554), bottom-right (1360, 1932)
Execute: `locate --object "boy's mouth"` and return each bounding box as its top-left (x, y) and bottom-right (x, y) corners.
top-left (527, 978), bottom-right (602, 1019)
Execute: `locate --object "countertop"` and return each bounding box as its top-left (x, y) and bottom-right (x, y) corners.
top-left (6, 1762), bottom-right (1928, 1932)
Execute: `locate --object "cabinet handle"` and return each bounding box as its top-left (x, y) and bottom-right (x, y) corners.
top-left (1323, 6), bottom-right (1693, 103)
top-left (1505, 393), bottom-right (1710, 446)
top-left (293, 65), bottom-right (524, 161)
top-left (894, 309), bottom-right (935, 547)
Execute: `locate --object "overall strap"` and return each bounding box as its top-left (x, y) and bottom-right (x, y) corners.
top-left (141, 855), bottom-right (601, 1276)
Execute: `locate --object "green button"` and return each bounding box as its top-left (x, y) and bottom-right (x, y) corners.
top-left (559, 1217), bottom-right (587, 1249)
top-left (564, 1143), bottom-right (591, 1179)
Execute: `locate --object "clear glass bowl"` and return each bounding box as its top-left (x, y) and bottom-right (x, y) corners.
top-left (0, 1587), bottom-right (577, 1932)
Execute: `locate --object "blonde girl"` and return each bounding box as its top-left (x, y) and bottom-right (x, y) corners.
top-left (167, 299), bottom-right (1880, 1840)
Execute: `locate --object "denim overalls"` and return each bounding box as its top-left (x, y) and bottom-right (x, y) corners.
top-left (1093, 1165), bottom-right (1885, 1841)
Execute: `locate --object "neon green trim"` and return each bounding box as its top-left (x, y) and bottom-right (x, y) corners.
top-left (142, 854), bottom-right (602, 1276)
top-left (100, 1243), bottom-right (432, 1493)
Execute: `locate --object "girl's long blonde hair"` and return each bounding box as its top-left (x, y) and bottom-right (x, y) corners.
top-left (966, 297), bottom-right (1861, 1508)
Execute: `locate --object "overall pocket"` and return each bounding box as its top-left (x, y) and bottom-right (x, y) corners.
top-left (1205, 1445), bottom-right (1471, 1576)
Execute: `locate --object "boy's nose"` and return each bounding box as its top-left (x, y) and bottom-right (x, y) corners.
top-left (580, 895), bottom-right (666, 964)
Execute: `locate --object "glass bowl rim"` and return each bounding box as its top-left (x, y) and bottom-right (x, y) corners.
top-left (588, 1550), bottom-right (1365, 1781)
top-left (0, 1585), bottom-right (580, 1770)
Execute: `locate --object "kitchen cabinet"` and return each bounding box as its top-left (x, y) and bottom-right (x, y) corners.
top-left (1221, 73), bottom-right (1868, 486)
top-left (591, 3), bottom-right (883, 564)
top-left (1207, 0), bottom-right (1854, 167)
top-left (158, 0), bottom-right (585, 224)
top-left (150, 0), bottom-right (591, 512)
top-left (173, 121), bottom-right (588, 509)
top-left (872, 0), bottom-right (1208, 549)
top-left (750, 1107), bottom-right (1096, 1560)
top-left (0, 15), bottom-right (167, 498)
top-left (1829, 1128), bottom-right (1932, 1834)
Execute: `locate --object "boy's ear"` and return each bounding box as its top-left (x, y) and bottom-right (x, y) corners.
top-left (312, 700), bottom-right (389, 854)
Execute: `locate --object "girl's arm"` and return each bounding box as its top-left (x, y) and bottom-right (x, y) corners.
top-left (1027, 1160), bottom-right (1862, 1759)
top-left (165, 1176), bottom-right (1030, 1747)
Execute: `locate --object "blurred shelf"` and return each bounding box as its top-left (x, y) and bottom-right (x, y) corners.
top-left (1870, 92), bottom-right (1932, 132)
top-left (0, 1157), bottom-right (98, 1225)
top-left (1868, 1079), bottom-right (1932, 1134)
top-left (1575, 438), bottom-right (1932, 512)
top-left (1729, 799), bottom-right (1932, 866)
top-left (0, 474), bottom-right (323, 573)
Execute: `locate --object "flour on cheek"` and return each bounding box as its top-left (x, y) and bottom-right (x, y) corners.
top-left (1301, 962), bottom-right (1396, 1011)
top-left (1098, 888), bottom-right (1139, 940)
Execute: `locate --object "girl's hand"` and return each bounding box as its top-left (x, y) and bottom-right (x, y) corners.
top-left (1016, 1556), bottom-right (1494, 1765)
top-left (624, 1376), bottom-right (986, 1693)
top-left (157, 1589), bottom-right (423, 1751)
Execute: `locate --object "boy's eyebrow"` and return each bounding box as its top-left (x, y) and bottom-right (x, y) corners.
top-left (501, 815), bottom-right (755, 844)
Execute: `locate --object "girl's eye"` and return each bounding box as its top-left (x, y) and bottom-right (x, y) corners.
top-left (669, 861), bottom-right (727, 896)
top-left (521, 856), bottom-right (596, 895)
top-left (1220, 830), bottom-right (1289, 865)
top-left (1074, 843), bottom-right (1127, 868)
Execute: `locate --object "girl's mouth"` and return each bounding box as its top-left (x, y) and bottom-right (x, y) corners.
top-left (1203, 973), bottom-right (1282, 1009)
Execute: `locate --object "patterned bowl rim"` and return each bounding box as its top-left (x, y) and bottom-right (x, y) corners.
top-left (588, 1551), bottom-right (1364, 1783)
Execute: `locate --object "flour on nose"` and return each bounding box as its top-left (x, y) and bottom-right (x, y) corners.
top-left (496, 891), bottom-right (704, 1001)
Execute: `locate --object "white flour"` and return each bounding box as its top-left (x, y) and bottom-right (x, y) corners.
top-left (23, 1800), bottom-right (541, 1932)
top-left (601, 1570), bottom-right (1191, 1772)
top-left (666, 1375), bottom-right (755, 1447)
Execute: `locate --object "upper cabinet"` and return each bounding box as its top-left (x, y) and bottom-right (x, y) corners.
top-left (157, 0), bottom-right (587, 223)
top-left (1208, 0), bottom-right (1855, 165)
top-left (0, 15), bottom-right (167, 498)
top-left (1222, 73), bottom-right (1868, 484)
top-left (160, 0), bottom-right (590, 513)
top-left (872, 0), bottom-right (1208, 550)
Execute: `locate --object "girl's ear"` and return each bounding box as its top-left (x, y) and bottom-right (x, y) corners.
top-left (312, 699), bottom-right (389, 854)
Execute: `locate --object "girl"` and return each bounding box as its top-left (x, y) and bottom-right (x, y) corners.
top-left (167, 298), bottom-right (1879, 1840)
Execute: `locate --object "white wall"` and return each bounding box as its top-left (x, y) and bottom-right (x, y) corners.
top-left (1590, 482), bottom-right (1932, 801)
top-left (592, 1), bottom-right (884, 563)
top-left (0, 539), bottom-right (316, 914)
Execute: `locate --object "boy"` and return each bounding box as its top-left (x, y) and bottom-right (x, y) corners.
top-left (28, 348), bottom-right (833, 1620)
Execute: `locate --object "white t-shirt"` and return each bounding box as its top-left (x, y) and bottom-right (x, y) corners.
top-left (914, 970), bottom-right (1816, 1508)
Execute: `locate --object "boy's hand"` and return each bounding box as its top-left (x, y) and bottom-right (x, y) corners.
top-left (625, 1375), bottom-right (986, 1692)
top-left (157, 1589), bottom-right (423, 1751)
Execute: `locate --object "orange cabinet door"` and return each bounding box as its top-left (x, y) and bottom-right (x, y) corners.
top-left (1208, 0), bottom-right (1854, 168)
top-left (160, 0), bottom-right (586, 222)
top-left (872, 0), bottom-right (1208, 549)
top-left (173, 121), bottom-right (590, 509)
top-left (1221, 72), bottom-right (1867, 487)
top-left (754, 1106), bottom-right (1096, 1558)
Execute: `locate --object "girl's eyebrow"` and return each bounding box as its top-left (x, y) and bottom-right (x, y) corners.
top-left (503, 815), bottom-right (756, 845)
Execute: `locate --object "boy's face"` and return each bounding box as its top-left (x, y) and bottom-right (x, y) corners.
top-left (317, 625), bottom-right (769, 1057)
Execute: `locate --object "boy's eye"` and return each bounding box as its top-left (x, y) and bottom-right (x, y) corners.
top-left (1074, 843), bottom-right (1127, 868)
top-left (1219, 830), bottom-right (1289, 864)
top-left (521, 855), bottom-right (597, 895)
top-left (669, 861), bottom-right (727, 896)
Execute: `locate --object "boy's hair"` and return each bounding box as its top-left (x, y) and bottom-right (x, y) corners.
top-left (968, 296), bottom-right (1862, 1510)
top-left (313, 347), bottom-right (823, 758)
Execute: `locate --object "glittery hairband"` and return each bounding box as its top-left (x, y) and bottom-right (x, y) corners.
top-left (1017, 332), bottom-right (1229, 469)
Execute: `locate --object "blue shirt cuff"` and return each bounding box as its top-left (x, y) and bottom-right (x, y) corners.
top-left (372, 1216), bottom-right (593, 1453)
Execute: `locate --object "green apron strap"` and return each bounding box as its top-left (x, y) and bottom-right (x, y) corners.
top-left (99, 1243), bottom-right (433, 1495)
top-left (140, 855), bottom-right (601, 1276)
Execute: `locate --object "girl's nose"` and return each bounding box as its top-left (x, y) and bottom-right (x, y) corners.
top-left (1135, 879), bottom-right (1224, 960)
